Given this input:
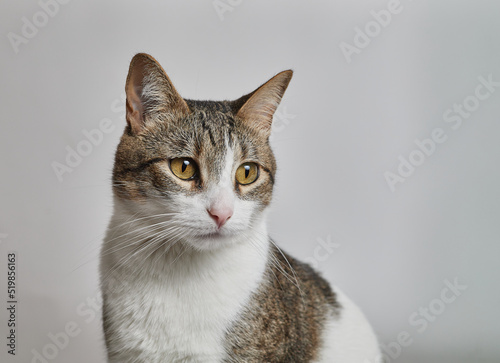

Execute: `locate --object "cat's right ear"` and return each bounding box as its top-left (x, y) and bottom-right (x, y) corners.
top-left (125, 53), bottom-right (190, 135)
top-left (231, 70), bottom-right (293, 137)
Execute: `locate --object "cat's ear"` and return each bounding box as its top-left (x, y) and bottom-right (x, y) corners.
top-left (232, 70), bottom-right (293, 136)
top-left (125, 53), bottom-right (190, 134)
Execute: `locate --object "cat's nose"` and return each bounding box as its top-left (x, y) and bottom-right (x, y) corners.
top-left (207, 207), bottom-right (233, 229)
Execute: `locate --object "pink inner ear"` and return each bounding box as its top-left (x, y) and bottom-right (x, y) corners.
top-left (125, 59), bottom-right (148, 134)
top-left (126, 83), bottom-right (145, 127)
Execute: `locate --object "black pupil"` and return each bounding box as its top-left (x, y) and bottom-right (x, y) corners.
top-left (244, 165), bottom-right (250, 178)
top-left (182, 160), bottom-right (189, 173)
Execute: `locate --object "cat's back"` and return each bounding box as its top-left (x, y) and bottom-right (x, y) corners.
top-left (224, 244), bottom-right (380, 363)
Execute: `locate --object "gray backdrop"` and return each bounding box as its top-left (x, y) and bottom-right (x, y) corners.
top-left (1, 1), bottom-right (499, 362)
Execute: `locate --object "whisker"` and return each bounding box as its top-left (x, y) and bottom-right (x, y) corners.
top-left (247, 225), bottom-right (307, 308)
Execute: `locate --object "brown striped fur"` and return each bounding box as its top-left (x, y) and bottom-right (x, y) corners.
top-left (224, 244), bottom-right (339, 362)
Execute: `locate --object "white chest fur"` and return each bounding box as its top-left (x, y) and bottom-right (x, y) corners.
top-left (101, 216), bottom-right (270, 363)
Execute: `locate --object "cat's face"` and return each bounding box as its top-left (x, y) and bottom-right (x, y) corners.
top-left (112, 54), bottom-right (292, 251)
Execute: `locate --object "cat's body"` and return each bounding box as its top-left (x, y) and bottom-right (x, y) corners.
top-left (100, 53), bottom-right (380, 362)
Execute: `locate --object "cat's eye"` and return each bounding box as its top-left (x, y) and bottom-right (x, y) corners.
top-left (170, 158), bottom-right (197, 180)
top-left (235, 162), bottom-right (259, 185)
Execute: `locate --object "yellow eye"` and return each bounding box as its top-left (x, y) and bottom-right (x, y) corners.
top-left (170, 158), bottom-right (197, 180)
top-left (236, 162), bottom-right (259, 185)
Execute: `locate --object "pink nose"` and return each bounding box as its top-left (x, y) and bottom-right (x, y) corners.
top-left (207, 207), bottom-right (233, 229)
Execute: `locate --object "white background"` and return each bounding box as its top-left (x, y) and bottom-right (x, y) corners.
top-left (1, 1), bottom-right (499, 362)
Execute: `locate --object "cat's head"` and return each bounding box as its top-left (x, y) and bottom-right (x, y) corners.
top-left (112, 53), bottom-right (292, 250)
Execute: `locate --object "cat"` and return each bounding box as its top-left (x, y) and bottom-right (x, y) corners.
top-left (100, 53), bottom-right (381, 363)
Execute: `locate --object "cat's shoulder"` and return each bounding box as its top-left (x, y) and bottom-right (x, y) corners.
top-left (224, 244), bottom-right (340, 362)
top-left (266, 244), bottom-right (340, 308)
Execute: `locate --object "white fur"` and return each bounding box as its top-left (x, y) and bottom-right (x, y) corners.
top-left (102, 202), bottom-right (270, 363)
top-left (315, 287), bottom-right (381, 363)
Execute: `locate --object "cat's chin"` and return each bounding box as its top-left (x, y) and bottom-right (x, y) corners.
top-left (198, 231), bottom-right (226, 239)
top-left (195, 230), bottom-right (233, 241)
top-left (183, 229), bottom-right (242, 251)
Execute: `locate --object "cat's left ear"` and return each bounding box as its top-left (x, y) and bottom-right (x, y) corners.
top-left (232, 70), bottom-right (293, 137)
top-left (125, 53), bottom-right (190, 135)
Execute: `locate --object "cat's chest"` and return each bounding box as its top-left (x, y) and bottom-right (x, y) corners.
top-left (103, 242), bottom-right (268, 362)
top-left (114, 277), bottom-right (235, 361)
